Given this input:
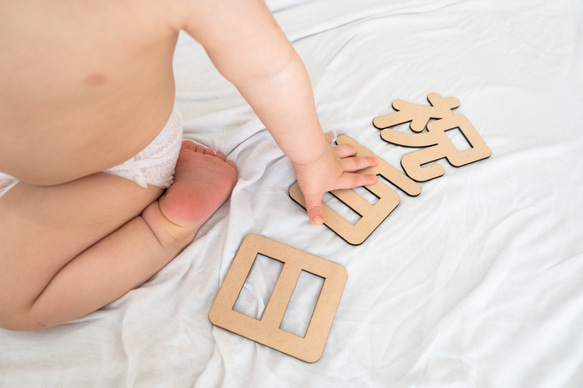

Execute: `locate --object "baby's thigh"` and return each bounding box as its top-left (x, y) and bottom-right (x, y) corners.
top-left (0, 173), bottom-right (162, 315)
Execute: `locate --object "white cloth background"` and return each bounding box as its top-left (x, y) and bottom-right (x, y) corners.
top-left (1, 0), bottom-right (582, 387)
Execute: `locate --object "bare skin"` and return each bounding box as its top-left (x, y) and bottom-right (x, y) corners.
top-left (0, 142), bottom-right (237, 330)
top-left (0, 0), bottom-right (377, 330)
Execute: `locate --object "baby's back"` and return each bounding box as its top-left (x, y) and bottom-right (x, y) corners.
top-left (0, 0), bottom-right (182, 185)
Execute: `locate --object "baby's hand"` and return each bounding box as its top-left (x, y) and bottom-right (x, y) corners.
top-left (292, 135), bottom-right (378, 225)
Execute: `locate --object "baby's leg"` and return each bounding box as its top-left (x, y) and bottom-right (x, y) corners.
top-left (0, 142), bottom-right (237, 330)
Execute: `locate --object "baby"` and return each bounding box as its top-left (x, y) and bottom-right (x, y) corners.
top-left (0, 0), bottom-right (377, 331)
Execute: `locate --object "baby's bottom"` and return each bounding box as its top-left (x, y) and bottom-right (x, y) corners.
top-left (0, 142), bottom-right (237, 331)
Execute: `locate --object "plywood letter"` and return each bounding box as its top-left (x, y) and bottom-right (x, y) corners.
top-left (374, 93), bottom-right (492, 181)
top-left (289, 135), bottom-right (421, 245)
top-left (209, 234), bottom-right (347, 363)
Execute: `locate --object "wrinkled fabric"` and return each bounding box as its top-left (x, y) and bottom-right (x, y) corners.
top-left (1, 0), bottom-right (582, 387)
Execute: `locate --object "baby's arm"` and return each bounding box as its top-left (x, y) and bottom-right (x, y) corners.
top-left (180, 0), bottom-right (377, 224)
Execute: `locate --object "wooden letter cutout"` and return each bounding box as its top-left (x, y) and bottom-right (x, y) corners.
top-left (208, 234), bottom-right (347, 363)
top-left (289, 135), bottom-right (421, 245)
top-left (373, 93), bottom-right (460, 132)
top-left (373, 93), bottom-right (492, 181)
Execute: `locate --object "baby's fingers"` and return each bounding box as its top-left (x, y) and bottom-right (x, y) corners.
top-left (303, 192), bottom-right (325, 226)
top-left (334, 143), bottom-right (358, 158)
top-left (336, 172), bottom-right (378, 190)
top-left (341, 155), bottom-right (378, 173)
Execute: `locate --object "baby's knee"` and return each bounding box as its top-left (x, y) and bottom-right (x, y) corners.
top-left (0, 304), bottom-right (45, 331)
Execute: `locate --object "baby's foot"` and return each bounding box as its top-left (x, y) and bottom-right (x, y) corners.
top-left (143, 141), bottom-right (237, 246)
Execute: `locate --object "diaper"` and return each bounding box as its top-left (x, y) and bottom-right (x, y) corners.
top-left (0, 172), bottom-right (17, 197)
top-left (0, 105), bottom-right (183, 197)
top-left (104, 104), bottom-right (183, 188)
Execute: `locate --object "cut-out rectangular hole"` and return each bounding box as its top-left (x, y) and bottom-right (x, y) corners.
top-left (446, 127), bottom-right (472, 152)
top-left (233, 254), bottom-right (283, 320)
top-left (323, 192), bottom-right (362, 226)
top-left (352, 186), bottom-right (379, 205)
top-left (280, 271), bottom-right (325, 338)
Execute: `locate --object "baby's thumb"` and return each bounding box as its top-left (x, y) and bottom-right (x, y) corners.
top-left (304, 192), bottom-right (325, 226)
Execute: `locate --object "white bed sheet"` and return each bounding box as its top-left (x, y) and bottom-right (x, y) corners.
top-left (1, 0), bottom-right (583, 387)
